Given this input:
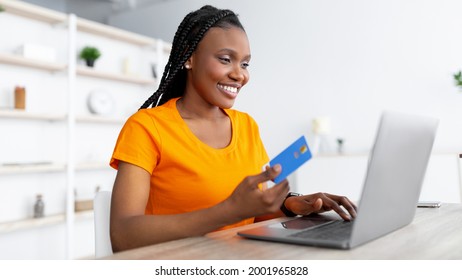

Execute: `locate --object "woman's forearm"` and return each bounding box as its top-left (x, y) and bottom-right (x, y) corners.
top-left (110, 198), bottom-right (238, 252)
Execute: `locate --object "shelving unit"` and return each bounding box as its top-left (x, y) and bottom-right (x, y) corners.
top-left (0, 0), bottom-right (170, 259)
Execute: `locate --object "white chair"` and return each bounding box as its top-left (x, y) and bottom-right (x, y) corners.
top-left (94, 191), bottom-right (113, 258)
top-left (459, 154), bottom-right (462, 202)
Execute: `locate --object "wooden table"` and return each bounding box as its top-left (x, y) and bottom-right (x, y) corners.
top-left (105, 203), bottom-right (462, 259)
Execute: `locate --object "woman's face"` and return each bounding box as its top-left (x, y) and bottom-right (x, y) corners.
top-left (185, 26), bottom-right (251, 109)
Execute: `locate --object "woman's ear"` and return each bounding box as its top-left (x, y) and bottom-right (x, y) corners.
top-left (184, 56), bottom-right (194, 70)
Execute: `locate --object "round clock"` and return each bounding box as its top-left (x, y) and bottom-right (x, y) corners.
top-left (87, 90), bottom-right (114, 116)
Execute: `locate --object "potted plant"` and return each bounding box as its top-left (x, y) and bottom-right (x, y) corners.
top-left (454, 71), bottom-right (462, 90)
top-left (79, 46), bottom-right (101, 67)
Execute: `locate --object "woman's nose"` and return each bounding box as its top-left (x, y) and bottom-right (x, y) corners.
top-left (229, 64), bottom-right (246, 82)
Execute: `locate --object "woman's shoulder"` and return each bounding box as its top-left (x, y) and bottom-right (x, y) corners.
top-left (127, 98), bottom-right (178, 123)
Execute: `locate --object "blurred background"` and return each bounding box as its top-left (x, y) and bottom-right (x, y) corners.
top-left (1, 0), bottom-right (461, 259)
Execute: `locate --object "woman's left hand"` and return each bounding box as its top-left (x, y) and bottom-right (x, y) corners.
top-left (284, 192), bottom-right (357, 221)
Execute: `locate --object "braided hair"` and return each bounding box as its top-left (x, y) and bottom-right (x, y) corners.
top-left (139, 5), bottom-right (245, 109)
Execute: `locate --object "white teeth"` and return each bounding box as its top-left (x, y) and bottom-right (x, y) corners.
top-left (219, 84), bottom-right (238, 93)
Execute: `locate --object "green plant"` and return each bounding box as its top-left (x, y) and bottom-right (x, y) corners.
top-left (0, 5), bottom-right (5, 12)
top-left (454, 71), bottom-right (462, 88)
top-left (79, 46), bottom-right (101, 61)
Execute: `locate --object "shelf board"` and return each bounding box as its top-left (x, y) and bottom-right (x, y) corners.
top-left (0, 162), bottom-right (66, 174)
top-left (0, 110), bottom-right (126, 123)
top-left (0, 161), bottom-right (113, 174)
top-left (76, 65), bottom-right (156, 85)
top-left (0, 52), bottom-right (67, 72)
top-left (0, 0), bottom-right (67, 24)
top-left (76, 162), bottom-right (111, 171)
top-left (76, 115), bottom-right (126, 124)
top-left (0, 109), bottom-right (66, 121)
top-left (0, 213), bottom-right (65, 234)
top-left (0, 210), bottom-right (93, 234)
top-left (76, 17), bottom-right (157, 47)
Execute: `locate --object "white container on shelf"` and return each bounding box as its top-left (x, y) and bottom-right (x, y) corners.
top-left (17, 43), bottom-right (57, 63)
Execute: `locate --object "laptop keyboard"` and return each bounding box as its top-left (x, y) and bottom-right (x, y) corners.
top-left (289, 220), bottom-right (354, 240)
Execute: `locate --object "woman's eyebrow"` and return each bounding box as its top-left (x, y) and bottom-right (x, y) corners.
top-left (218, 48), bottom-right (251, 60)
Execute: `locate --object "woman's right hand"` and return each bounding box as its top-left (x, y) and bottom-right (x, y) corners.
top-left (225, 165), bottom-right (289, 221)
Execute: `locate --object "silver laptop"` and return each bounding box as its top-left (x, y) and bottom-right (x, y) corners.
top-left (238, 111), bottom-right (439, 249)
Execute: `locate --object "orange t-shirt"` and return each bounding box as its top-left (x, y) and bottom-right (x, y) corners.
top-left (110, 98), bottom-right (269, 229)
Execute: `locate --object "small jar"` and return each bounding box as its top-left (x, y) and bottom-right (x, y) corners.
top-left (14, 86), bottom-right (26, 110)
top-left (33, 194), bottom-right (45, 218)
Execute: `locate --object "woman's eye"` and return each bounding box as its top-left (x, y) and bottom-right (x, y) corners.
top-left (241, 62), bottom-right (250, 69)
top-left (219, 57), bottom-right (231, 63)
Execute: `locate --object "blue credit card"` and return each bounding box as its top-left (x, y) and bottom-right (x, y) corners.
top-left (270, 136), bottom-right (312, 184)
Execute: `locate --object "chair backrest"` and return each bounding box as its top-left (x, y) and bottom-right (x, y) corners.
top-left (94, 191), bottom-right (113, 258)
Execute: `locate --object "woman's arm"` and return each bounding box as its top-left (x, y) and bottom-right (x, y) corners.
top-left (110, 161), bottom-right (289, 252)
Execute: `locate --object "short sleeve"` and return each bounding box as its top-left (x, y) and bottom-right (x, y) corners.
top-left (109, 110), bottom-right (160, 174)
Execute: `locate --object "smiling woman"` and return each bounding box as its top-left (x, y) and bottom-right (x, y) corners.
top-left (184, 27), bottom-right (250, 108)
top-left (108, 5), bottom-right (356, 253)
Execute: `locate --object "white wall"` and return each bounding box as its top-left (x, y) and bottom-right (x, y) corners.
top-left (109, 0), bottom-right (462, 159)
top-left (295, 154), bottom-right (462, 203)
top-left (21, 0), bottom-right (66, 12)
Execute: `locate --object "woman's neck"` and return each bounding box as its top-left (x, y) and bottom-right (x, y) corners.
top-left (176, 95), bottom-right (226, 120)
